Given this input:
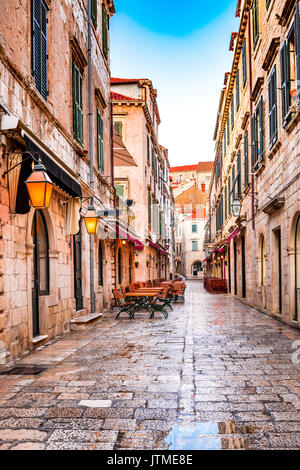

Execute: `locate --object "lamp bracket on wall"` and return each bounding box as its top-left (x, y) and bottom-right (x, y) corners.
top-left (3, 151), bottom-right (41, 175)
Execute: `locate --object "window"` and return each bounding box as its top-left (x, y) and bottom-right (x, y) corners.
top-left (252, 0), bottom-right (259, 48)
top-left (115, 184), bottom-right (124, 198)
top-left (91, 0), bottom-right (97, 27)
top-left (268, 65), bottom-right (278, 148)
top-left (242, 39), bottom-right (247, 87)
top-left (102, 3), bottom-right (109, 59)
top-left (32, 0), bottom-right (48, 101)
top-left (148, 191), bottom-right (152, 227)
top-left (192, 241), bottom-right (198, 251)
top-left (228, 175), bottom-right (231, 215)
top-left (114, 121), bottom-right (123, 137)
top-left (266, 0), bottom-right (272, 10)
top-left (237, 150), bottom-right (241, 197)
top-left (236, 70), bottom-right (240, 111)
top-left (244, 130), bottom-right (249, 186)
top-left (32, 210), bottom-right (49, 295)
top-left (97, 110), bottom-right (104, 173)
top-left (231, 97), bottom-right (234, 129)
top-left (73, 62), bottom-right (83, 144)
top-left (280, 13), bottom-right (300, 128)
top-left (147, 135), bottom-right (150, 163)
top-left (251, 96), bottom-right (263, 171)
top-left (227, 117), bottom-right (230, 143)
top-left (98, 242), bottom-right (103, 286)
top-left (225, 185), bottom-right (228, 220)
top-left (192, 224), bottom-right (198, 233)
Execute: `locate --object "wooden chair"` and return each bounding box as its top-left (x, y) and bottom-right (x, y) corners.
top-left (156, 286), bottom-right (173, 311)
top-left (112, 289), bottom-right (135, 319)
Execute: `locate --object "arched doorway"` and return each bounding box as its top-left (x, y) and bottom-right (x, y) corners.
top-left (192, 261), bottom-right (202, 277)
top-left (118, 248), bottom-right (122, 285)
top-left (295, 215), bottom-right (300, 321)
top-left (73, 220), bottom-right (83, 311)
top-left (31, 210), bottom-right (49, 337)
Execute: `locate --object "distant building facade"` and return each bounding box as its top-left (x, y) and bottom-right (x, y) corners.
top-left (170, 162), bottom-right (213, 195)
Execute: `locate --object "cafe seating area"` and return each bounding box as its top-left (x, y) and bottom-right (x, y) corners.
top-left (112, 279), bottom-right (187, 320)
top-left (204, 277), bottom-right (228, 294)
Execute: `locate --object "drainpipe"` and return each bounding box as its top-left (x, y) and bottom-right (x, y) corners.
top-left (247, 9), bottom-right (255, 230)
top-left (88, 0), bottom-right (95, 313)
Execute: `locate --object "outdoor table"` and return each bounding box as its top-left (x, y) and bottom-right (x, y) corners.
top-left (124, 292), bottom-right (160, 313)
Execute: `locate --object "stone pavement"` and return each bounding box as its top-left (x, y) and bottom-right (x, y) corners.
top-left (0, 281), bottom-right (300, 450)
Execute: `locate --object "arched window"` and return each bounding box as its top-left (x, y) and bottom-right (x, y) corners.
top-left (118, 248), bottom-right (122, 285)
top-left (98, 242), bottom-right (103, 286)
top-left (295, 215), bottom-right (300, 321)
top-left (260, 236), bottom-right (266, 286)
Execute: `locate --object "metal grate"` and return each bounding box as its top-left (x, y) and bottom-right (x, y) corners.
top-left (0, 364), bottom-right (48, 376)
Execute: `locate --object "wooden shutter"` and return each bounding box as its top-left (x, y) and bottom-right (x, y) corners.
top-left (115, 185), bottom-right (124, 197)
top-left (242, 39), bottom-right (247, 87)
top-left (250, 114), bottom-right (256, 170)
top-left (244, 130), bottom-right (249, 186)
top-left (148, 192), bottom-right (151, 226)
top-left (232, 165), bottom-right (235, 199)
top-left (236, 70), bottom-right (240, 111)
top-left (225, 185), bottom-right (228, 220)
top-left (228, 176), bottom-right (231, 214)
top-left (280, 42), bottom-right (289, 123)
top-left (32, 0), bottom-right (48, 100)
top-left (91, 0), bottom-right (97, 28)
top-left (295, 3), bottom-right (300, 100)
top-left (102, 3), bottom-right (108, 59)
top-left (97, 111), bottom-right (104, 173)
top-left (114, 121), bottom-right (122, 137)
top-left (268, 66), bottom-right (278, 148)
top-left (237, 150), bottom-right (241, 196)
top-left (73, 63), bottom-right (83, 144)
top-left (231, 97), bottom-right (234, 129)
top-left (147, 135), bottom-right (150, 162)
top-left (258, 96), bottom-right (263, 161)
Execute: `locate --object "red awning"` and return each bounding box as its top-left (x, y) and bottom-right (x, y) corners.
top-left (118, 227), bottom-right (144, 251)
top-left (226, 228), bottom-right (240, 243)
top-left (147, 239), bottom-right (169, 256)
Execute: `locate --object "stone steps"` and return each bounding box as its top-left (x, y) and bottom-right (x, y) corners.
top-left (70, 313), bottom-right (103, 331)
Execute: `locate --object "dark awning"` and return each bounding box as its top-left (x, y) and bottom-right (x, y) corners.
top-left (15, 136), bottom-right (82, 214)
top-left (25, 136), bottom-right (82, 198)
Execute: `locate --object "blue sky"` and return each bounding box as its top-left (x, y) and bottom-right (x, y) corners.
top-left (110, 0), bottom-right (239, 166)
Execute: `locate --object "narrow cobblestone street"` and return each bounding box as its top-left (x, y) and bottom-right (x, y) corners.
top-left (0, 281), bottom-right (300, 450)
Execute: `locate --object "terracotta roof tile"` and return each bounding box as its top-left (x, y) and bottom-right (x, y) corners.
top-left (170, 164), bottom-right (198, 173)
top-left (110, 91), bottom-right (139, 101)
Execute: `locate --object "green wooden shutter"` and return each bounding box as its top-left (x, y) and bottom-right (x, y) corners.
top-left (295, 3), bottom-right (300, 100)
top-left (115, 185), bottom-right (124, 197)
top-left (231, 97), bottom-right (234, 129)
top-left (114, 121), bottom-right (122, 137)
top-left (73, 62), bottom-right (83, 145)
top-left (102, 3), bottom-right (108, 59)
top-left (232, 165), bottom-right (235, 199)
top-left (250, 114), bottom-right (256, 170)
top-left (258, 96), bottom-right (263, 161)
top-left (32, 0), bottom-right (48, 101)
top-left (244, 130), bottom-right (249, 186)
top-left (252, 0), bottom-right (259, 48)
top-left (280, 42), bottom-right (289, 124)
top-left (91, 0), bottom-right (97, 28)
top-left (228, 176), bottom-right (231, 214)
top-left (227, 117), bottom-right (230, 143)
top-left (268, 66), bottom-right (278, 148)
top-left (148, 192), bottom-right (151, 226)
top-left (97, 110), bottom-right (104, 173)
top-left (242, 39), bottom-right (247, 87)
top-left (237, 150), bottom-right (241, 197)
top-left (236, 70), bottom-right (240, 111)
top-left (147, 136), bottom-right (150, 163)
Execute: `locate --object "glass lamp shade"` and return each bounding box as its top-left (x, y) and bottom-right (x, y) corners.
top-left (25, 161), bottom-right (53, 209)
top-left (84, 206), bottom-right (100, 235)
top-left (232, 198), bottom-right (242, 217)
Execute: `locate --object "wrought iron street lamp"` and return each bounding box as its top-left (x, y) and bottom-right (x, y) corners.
top-left (83, 199), bottom-right (100, 235)
top-left (25, 159), bottom-right (53, 209)
top-left (231, 198), bottom-right (242, 217)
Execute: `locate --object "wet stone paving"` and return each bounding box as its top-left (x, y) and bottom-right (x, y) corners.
top-left (1, 281), bottom-right (300, 450)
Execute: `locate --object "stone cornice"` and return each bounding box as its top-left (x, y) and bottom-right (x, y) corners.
top-left (262, 37), bottom-right (280, 72)
top-left (69, 36), bottom-right (87, 71)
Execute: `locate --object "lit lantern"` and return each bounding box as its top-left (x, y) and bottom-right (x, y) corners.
top-left (25, 160), bottom-right (53, 209)
top-left (232, 198), bottom-right (242, 217)
top-left (84, 201), bottom-right (100, 235)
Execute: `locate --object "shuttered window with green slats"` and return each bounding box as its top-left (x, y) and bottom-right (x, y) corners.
top-left (73, 62), bottom-right (83, 145)
top-left (242, 39), bottom-right (247, 87)
top-left (244, 130), bottom-right (249, 187)
top-left (237, 150), bottom-right (241, 197)
top-left (236, 70), bottom-right (240, 111)
top-left (251, 96), bottom-right (264, 171)
top-left (114, 121), bottom-right (123, 137)
top-left (97, 110), bottom-right (104, 173)
top-left (252, 0), bottom-right (259, 49)
top-left (231, 97), bottom-right (234, 129)
top-left (102, 3), bottom-right (108, 59)
top-left (91, 0), bottom-right (97, 27)
top-left (268, 65), bottom-right (278, 148)
top-left (32, 0), bottom-right (48, 101)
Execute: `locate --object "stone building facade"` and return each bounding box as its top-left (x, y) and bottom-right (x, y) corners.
top-left (111, 78), bottom-right (175, 283)
top-left (0, 0), bottom-right (117, 362)
top-left (204, 0), bottom-right (300, 330)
